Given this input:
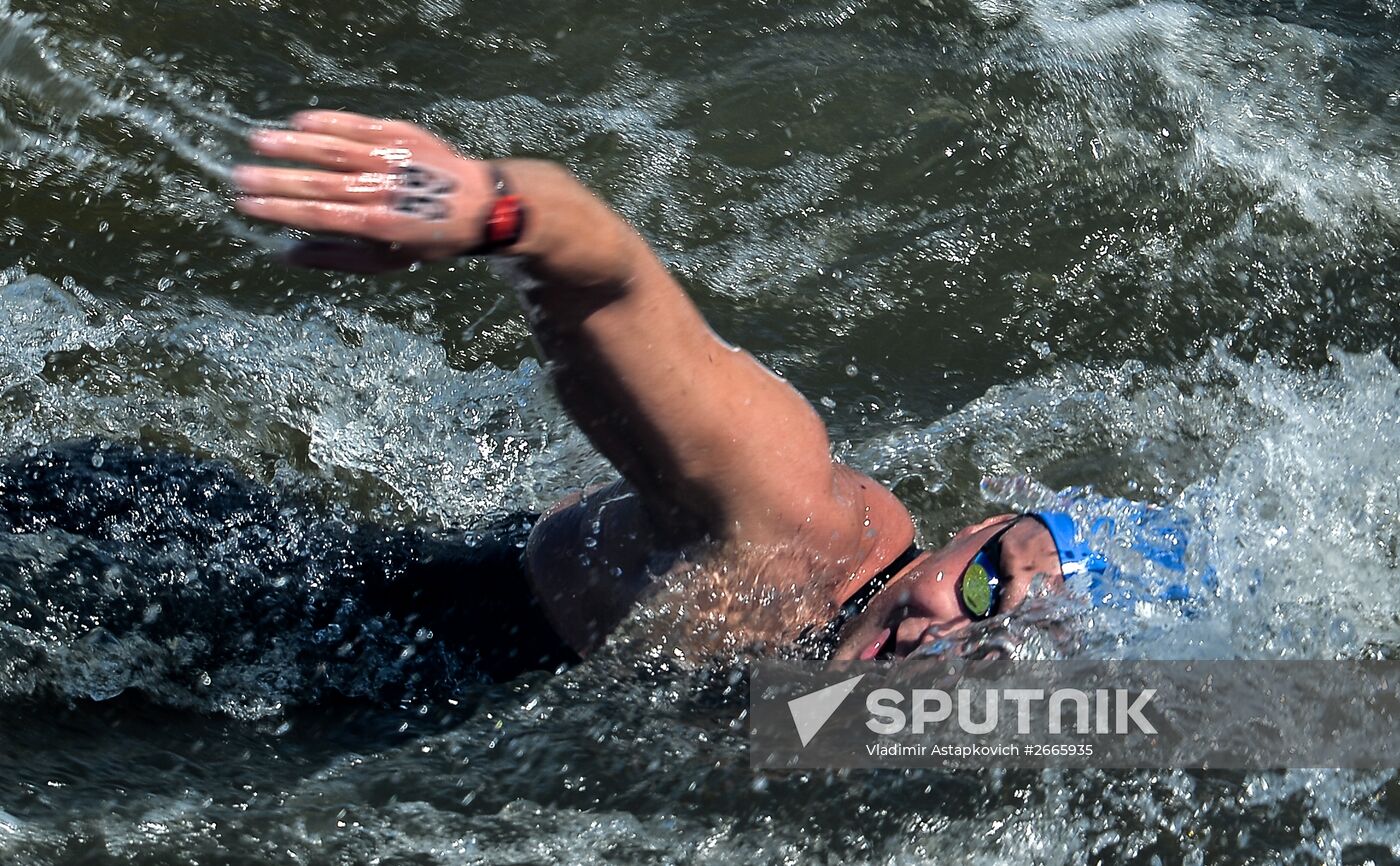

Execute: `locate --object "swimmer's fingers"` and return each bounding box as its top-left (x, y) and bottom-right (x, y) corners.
top-left (250, 130), bottom-right (414, 173)
top-left (237, 196), bottom-right (474, 251)
top-left (236, 196), bottom-right (402, 242)
top-left (233, 166), bottom-right (398, 203)
top-left (291, 110), bottom-right (439, 148)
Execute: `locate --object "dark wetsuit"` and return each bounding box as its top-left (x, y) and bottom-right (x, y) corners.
top-left (0, 440), bottom-right (576, 694)
top-left (796, 542), bottom-right (923, 655)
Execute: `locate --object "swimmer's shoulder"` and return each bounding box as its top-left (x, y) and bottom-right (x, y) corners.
top-left (526, 466), bottom-right (915, 648)
top-left (823, 463), bottom-right (917, 606)
top-left (525, 479), bottom-right (669, 653)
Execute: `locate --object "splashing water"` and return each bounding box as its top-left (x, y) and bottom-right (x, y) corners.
top-left (3, 0), bottom-right (1400, 861)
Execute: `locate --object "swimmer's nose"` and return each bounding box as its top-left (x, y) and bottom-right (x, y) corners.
top-left (894, 616), bottom-right (939, 656)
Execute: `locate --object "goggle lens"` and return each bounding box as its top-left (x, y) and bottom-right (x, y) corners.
top-left (958, 553), bottom-right (1003, 620)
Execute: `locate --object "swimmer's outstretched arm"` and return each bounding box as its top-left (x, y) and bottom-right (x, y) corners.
top-left (234, 112), bottom-right (912, 585)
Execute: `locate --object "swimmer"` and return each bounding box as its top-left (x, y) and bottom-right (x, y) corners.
top-left (233, 111), bottom-right (1200, 663)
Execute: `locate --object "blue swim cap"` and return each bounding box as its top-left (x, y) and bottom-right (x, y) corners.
top-left (1030, 509), bottom-right (1204, 607)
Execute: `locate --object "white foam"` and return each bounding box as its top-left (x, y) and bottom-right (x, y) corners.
top-left (1000, 0), bottom-right (1399, 238)
top-left (0, 272), bottom-right (605, 525)
top-left (842, 345), bottom-right (1400, 659)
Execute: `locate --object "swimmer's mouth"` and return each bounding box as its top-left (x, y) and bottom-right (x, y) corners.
top-left (858, 617), bottom-right (943, 660)
top-left (860, 606), bottom-right (917, 660)
top-left (859, 627), bottom-right (893, 661)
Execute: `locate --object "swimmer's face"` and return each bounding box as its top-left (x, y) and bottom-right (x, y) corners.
top-left (833, 515), bottom-right (1062, 660)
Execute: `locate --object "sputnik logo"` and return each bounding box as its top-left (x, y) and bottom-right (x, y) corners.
top-left (787, 674), bottom-right (865, 747)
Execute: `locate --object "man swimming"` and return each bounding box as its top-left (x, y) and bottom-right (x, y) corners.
top-left (233, 111), bottom-right (1175, 664)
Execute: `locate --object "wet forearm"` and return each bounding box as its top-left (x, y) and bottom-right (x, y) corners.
top-left (487, 159), bottom-right (735, 521)
top-left (484, 161), bottom-right (840, 543)
top-left (490, 159), bottom-right (652, 310)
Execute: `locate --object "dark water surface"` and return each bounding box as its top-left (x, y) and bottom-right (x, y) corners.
top-left (3, 0), bottom-right (1400, 862)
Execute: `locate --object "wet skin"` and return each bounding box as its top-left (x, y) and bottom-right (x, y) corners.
top-left (832, 515), bottom-right (1065, 660)
top-left (233, 111), bottom-right (1067, 660)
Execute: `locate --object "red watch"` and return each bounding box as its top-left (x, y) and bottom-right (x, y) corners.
top-left (472, 163), bottom-right (526, 254)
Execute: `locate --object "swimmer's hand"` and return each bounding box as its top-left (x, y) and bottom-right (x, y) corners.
top-left (233, 111), bottom-right (499, 272)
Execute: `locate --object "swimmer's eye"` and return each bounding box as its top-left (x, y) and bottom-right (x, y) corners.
top-left (957, 552), bottom-right (1002, 620)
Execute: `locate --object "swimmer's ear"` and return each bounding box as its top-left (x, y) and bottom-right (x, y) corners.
top-left (282, 237), bottom-right (419, 273)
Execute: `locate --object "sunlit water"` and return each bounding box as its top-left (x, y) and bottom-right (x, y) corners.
top-left (2, 0), bottom-right (1399, 862)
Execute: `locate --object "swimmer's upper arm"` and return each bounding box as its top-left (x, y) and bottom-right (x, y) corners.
top-left (227, 111), bottom-right (912, 609)
top-left (501, 161), bottom-right (911, 577)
